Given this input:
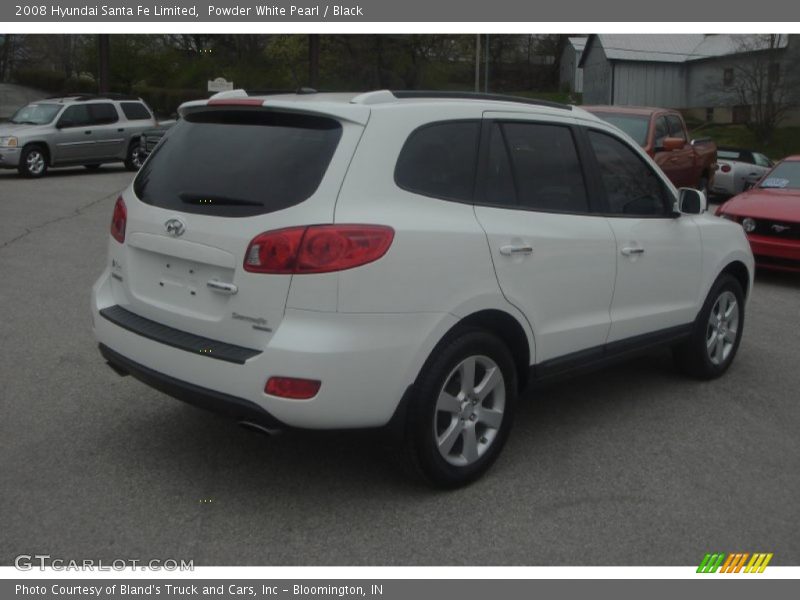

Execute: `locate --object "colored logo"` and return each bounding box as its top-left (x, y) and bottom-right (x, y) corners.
top-left (697, 553), bottom-right (773, 573)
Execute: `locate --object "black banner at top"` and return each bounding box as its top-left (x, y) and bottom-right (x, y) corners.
top-left (3, 0), bottom-right (800, 22)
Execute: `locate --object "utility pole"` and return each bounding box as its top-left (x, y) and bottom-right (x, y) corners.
top-left (484, 34), bottom-right (490, 93)
top-left (98, 34), bottom-right (110, 93)
top-left (474, 34), bottom-right (481, 92)
top-left (308, 34), bottom-right (320, 89)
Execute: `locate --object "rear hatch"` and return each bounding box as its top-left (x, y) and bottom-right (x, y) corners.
top-left (112, 102), bottom-right (367, 350)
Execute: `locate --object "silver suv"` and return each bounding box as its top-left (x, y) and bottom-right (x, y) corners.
top-left (0, 94), bottom-right (157, 178)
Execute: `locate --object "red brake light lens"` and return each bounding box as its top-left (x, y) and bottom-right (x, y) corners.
top-left (244, 225), bottom-right (394, 274)
top-left (110, 196), bottom-right (126, 243)
top-left (265, 377), bottom-right (321, 400)
top-left (720, 164), bottom-right (732, 173)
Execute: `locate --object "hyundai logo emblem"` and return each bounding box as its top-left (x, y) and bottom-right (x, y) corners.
top-left (165, 218), bottom-right (186, 237)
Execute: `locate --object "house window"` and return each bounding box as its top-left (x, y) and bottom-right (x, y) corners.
top-left (723, 68), bottom-right (734, 86)
top-left (705, 107), bottom-right (714, 122)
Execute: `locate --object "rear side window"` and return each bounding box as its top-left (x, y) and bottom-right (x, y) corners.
top-left (90, 103), bottom-right (119, 125)
top-left (588, 130), bottom-right (672, 216)
top-left (134, 110), bottom-right (342, 217)
top-left (120, 102), bottom-right (151, 120)
top-left (395, 121), bottom-right (480, 202)
top-left (485, 122), bottom-right (589, 213)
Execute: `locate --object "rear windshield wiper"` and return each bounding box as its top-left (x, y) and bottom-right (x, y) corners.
top-left (179, 193), bottom-right (264, 207)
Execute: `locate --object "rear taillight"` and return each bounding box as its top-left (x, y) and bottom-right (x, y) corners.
top-left (244, 225), bottom-right (394, 274)
top-left (110, 196), bottom-right (126, 243)
top-left (265, 377), bottom-right (321, 400)
top-left (720, 164), bottom-right (732, 173)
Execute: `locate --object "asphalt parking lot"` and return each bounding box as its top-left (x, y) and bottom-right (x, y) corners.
top-left (1, 166), bottom-right (799, 566)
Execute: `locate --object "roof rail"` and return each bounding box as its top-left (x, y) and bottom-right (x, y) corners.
top-left (45, 93), bottom-right (142, 102)
top-left (390, 90), bottom-right (572, 111)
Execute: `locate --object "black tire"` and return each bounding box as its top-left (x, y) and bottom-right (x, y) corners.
top-left (673, 274), bottom-right (745, 380)
top-left (402, 329), bottom-right (517, 488)
top-left (17, 145), bottom-right (48, 178)
top-left (84, 164), bottom-right (102, 171)
top-left (124, 140), bottom-right (144, 171)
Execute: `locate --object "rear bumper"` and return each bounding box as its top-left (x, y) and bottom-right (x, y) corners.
top-left (92, 268), bottom-right (456, 429)
top-left (0, 147), bottom-right (21, 168)
top-left (99, 343), bottom-right (287, 429)
top-left (748, 233), bottom-right (800, 272)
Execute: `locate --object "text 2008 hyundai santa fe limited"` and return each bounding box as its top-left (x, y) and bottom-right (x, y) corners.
top-left (92, 90), bottom-right (754, 487)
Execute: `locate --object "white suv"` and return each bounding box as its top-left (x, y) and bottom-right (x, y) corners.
top-left (92, 90), bottom-right (754, 486)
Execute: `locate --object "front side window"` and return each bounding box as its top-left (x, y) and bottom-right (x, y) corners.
top-left (588, 130), bottom-right (672, 217)
top-left (58, 105), bottom-right (92, 128)
top-left (395, 121), bottom-right (480, 202)
top-left (485, 122), bottom-right (588, 213)
top-left (587, 112), bottom-right (649, 147)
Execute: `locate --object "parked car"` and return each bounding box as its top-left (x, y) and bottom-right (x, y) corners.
top-left (138, 120), bottom-right (176, 161)
top-left (0, 94), bottom-right (156, 177)
top-left (716, 156), bottom-right (800, 272)
top-left (712, 147), bottom-right (774, 197)
top-left (92, 90), bottom-right (753, 486)
top-left (584, 106), bottom-right (717, 193)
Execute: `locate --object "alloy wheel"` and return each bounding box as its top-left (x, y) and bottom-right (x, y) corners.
top-left (706, 290), bottom-right (739, 366)
top-left (433, 355), bottom-right (506, 467)
top-left (26, 151), bottom-right (45, 176)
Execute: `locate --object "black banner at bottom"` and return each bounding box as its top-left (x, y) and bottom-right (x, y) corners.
top-left (4, 579), bottom-right (799, 600)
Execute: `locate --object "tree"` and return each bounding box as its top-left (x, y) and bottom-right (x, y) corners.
top-left (0, 34), bottom-right (12, 82)
top-left (730, 34), bottom-right (800, 143)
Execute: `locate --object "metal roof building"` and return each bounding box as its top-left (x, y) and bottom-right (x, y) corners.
top-left (559, 36), bottom-right (587, 94)
top-left (578, 34), bottom-right (794, 120)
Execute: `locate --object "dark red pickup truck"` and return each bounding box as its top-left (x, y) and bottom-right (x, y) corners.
top-left (584, 106), bottom-right (717, 193)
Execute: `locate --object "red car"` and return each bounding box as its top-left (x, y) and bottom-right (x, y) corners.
top-left (716, 156), bottom-right (800, 272)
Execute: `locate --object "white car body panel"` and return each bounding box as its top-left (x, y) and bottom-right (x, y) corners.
top-left (605, 215), bottom-right (702, 342)
top-left (91, 92), bottom-right (754, 431)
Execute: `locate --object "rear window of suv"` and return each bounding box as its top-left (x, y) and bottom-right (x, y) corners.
top-left (133, 110), bottom-right (343, 217)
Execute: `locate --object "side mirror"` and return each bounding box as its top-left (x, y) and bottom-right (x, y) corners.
top-left (675, 187), bottom-right (707, 215)
top-left (56, 119), bottom-right (72, 129)
top-left (662, 137), bottom-right (685, 151)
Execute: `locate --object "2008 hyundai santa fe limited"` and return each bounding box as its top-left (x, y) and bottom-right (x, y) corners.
top-left (92, 90), bottom-right (754, 486)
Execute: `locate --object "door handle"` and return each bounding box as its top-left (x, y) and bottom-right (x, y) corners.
top-left (84, 130), bottom-right (92, 135)
top-left (499, 245), bottom-right (533, 256)
top-left (207, 280), bottom-right (238, 295)
top-left (621, 247), bottom-right (645, 256)
top-left (117, 128), bottom-right (124, 132)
